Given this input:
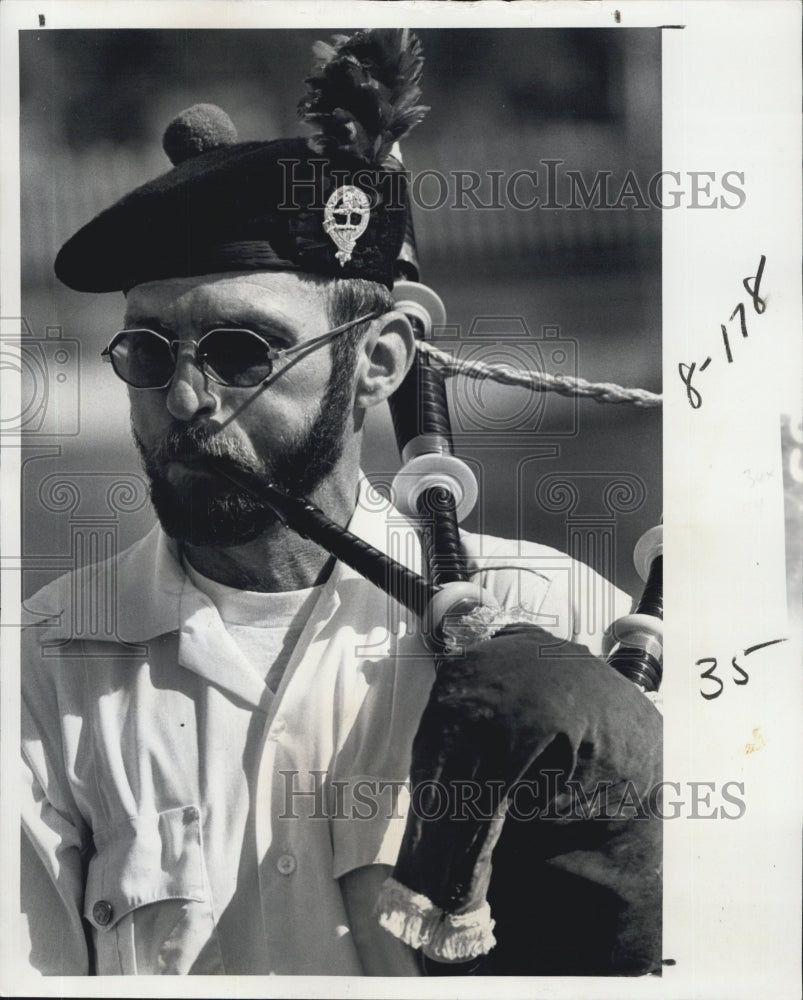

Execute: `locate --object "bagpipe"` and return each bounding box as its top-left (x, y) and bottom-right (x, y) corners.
top-left (221, 264), bottom-right (664, 975)
top-left (379, 272), bottom-right (664, 976)
top-left (227, 29), bottom-right (664, 976)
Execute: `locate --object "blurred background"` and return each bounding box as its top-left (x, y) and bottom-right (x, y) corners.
top-left (18, 27), bottom-right (662, 603)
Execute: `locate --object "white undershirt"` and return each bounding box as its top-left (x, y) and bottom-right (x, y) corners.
top-left (184, 558), bottom-right (322, 693)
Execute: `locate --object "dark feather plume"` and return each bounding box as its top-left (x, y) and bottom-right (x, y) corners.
top-left (298, 28), bottom-right (428, 165)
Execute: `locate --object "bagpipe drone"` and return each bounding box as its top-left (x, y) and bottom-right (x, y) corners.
top-left (223, 29), bottom-right (665, 976)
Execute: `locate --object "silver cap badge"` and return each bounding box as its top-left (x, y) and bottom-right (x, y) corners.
top-left (323, 186), bottom-right (371, 266)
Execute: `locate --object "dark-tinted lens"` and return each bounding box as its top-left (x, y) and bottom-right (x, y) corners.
top-left (200, 329), bottom-right (274, 387)
top-left (110, 330), bottom-right (174, 388)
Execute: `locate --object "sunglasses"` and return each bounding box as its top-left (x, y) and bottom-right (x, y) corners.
top-left (101, 312), bottom-right (380, 389)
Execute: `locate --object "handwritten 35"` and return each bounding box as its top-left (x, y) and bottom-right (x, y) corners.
top-left (697, 636), bottom-right (787, 700)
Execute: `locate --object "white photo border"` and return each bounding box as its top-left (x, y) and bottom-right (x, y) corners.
top-left (1, 2), bottom-right (800, 998)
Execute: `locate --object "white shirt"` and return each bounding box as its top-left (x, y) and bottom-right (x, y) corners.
top-left (20, 478), bottom-right (630, 976)
top-left (183, 558), bottom-right (321, 690)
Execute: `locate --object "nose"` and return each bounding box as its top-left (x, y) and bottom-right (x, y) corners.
top-left (165, 345), bottom-right (219, 422)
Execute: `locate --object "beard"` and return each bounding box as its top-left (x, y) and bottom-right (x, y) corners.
top-left (133, 374), bottom-right (353, 548)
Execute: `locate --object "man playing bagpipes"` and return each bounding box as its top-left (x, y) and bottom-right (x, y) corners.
top-left (20, 29), bottom-right (662, 976)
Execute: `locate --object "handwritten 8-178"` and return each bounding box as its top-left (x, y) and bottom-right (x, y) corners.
top-left (678, 254), bottom-right (767, 409)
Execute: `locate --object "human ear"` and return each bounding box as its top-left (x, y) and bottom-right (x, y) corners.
top-left (353, 310), bottom-right (416, 410)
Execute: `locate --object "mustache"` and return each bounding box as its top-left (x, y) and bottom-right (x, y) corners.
top-left (135, 425), bottom-right (266, 477)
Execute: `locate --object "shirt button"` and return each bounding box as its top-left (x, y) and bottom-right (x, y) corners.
top-left (92, 900), bottom-right (113, 926)
top-left (276, 853), bottom-right (296, 875)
